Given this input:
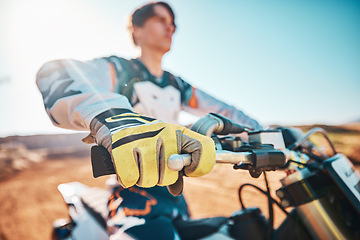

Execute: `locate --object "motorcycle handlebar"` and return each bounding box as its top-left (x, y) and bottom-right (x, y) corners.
top-left (168, 150), bottom-right (253, 171)
top-left (168, 149), bottom-right (286, 172)
top-left (90, 144), bottom-right (286, 179)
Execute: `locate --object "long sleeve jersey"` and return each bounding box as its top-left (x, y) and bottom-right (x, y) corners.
top-left (36, 56), bottom-right (263, 222)
top-left (36, 56), bottom-right (262, 132)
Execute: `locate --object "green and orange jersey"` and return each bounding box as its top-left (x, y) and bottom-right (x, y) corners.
top-left (36, 56), bottom-right (262, 131)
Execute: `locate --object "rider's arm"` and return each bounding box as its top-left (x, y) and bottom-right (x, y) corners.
top-left (36, 58), bottom-right (215, 195)
top-left (36, 58), bottom-right (132, 131)
top-left (176, 77), bottom-right (263, 130)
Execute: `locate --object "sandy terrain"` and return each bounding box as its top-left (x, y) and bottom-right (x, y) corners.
top-left (1, 123), bottom-right (360, 239)
top-left (0, 157), bottom-right (288, 240)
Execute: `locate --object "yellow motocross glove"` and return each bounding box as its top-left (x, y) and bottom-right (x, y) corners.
top-left (90, 108), bottom-right (215, 195)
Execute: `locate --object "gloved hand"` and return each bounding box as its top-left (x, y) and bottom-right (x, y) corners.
top-left (90, 108), bottom-right (215, 196)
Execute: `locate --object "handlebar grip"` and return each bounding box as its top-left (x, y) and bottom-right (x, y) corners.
top-left (91, 145), bottom-right (116, 178)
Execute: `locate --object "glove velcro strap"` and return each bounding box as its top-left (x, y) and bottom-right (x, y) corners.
top-left (90, 108), bottom-right (158, 135)
top-left (92, 108), bottom-right (159, 135)
top-left (92, 108), bottom-right (133, 125)
top-left (90, 108), bottom-right (133, 134)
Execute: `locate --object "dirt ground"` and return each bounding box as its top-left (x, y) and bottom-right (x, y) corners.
top-left (0, 157), bottom-right (292, 240)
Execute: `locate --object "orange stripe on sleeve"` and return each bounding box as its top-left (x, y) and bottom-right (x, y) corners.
top-left (109, 63), bottom-right (116, 92)
top-left (188, 87), bottom-right (198, 108)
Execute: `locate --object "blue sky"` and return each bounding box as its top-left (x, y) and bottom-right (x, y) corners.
top-left (0, 0), bottom-right (359, 137)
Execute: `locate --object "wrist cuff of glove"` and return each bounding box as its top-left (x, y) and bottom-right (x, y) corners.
top-left (90, 108), bottom-right (158, 130)
top-left (90, 108), bottom-right (134, 131)
top-left (89, 108), bottom-right (134, 145)
top-left (89, 108), bottom-right (158, 145)
top-left (91, 108), bottom-right (134, 126)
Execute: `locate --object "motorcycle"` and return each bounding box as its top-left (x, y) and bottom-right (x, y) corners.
top-left (52, 113), bottom-right (360, 240)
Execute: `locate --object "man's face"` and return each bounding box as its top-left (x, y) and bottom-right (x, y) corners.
top-left (134, 5), bottom-right (175, 54)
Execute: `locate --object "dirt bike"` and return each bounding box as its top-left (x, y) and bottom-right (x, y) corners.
top-left (52, 113), bottom-right (360, 240)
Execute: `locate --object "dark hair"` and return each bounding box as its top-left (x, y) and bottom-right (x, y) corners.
top-left (129, 1), bottom-right (176, 45)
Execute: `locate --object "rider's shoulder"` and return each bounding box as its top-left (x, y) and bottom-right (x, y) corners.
top-left (100, 55), bottom-right (129, 62)
top-left (38, 58), bottom-right (86, 74)
top-left (98, 55), bottom-right (137, 71)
